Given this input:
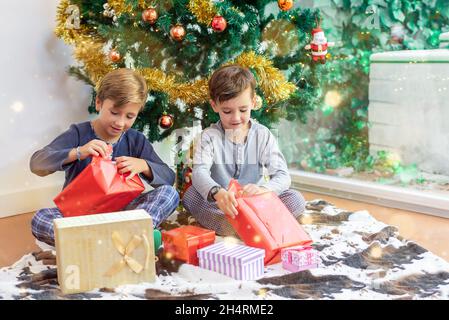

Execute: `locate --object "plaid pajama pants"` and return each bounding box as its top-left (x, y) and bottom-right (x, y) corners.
top-left (31, 185), bottom-right (179, 246)
top-left (182, 186), bottom-right (306, 237)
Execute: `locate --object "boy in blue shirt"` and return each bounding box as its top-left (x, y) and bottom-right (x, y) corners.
top-left (183, 65), bottom-right (305, 236)
top-left (30, 68), bottom-right (179, 246)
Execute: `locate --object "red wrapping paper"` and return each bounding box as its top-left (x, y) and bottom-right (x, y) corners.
top-left (162, 225), bottom-right (216, 265)
top-left (54, 145), bottom-right (144, 217)
top-left (226, 179), bottom-right (312, 265)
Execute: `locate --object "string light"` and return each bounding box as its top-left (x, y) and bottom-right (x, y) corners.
top-left (10, 101), bottom-right (24, 113)
top-left (301, 213), bottom-right (313, 224)
top-left (370, 245), bottom-right (383, 258)
top-left (324, 90), bottom-right (342, 108)
top-left (257, 288), bottom-right (268, 298)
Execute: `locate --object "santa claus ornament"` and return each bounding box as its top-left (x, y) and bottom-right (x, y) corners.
top-left (305, 27), bottom-right (334, 64)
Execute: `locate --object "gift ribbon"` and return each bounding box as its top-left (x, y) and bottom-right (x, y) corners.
top-left (104, 231), bottom-right (151, 277)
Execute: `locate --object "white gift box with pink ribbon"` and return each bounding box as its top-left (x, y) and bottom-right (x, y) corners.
top-left (281, 245), bottom-right (320, 272)
top-left (197, 242), bottom-right (265, 280)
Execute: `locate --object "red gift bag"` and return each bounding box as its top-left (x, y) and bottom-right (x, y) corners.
top-left (226, 179), bottom-right (312, 265)
top-left (54, 145), bottom-right (145, 217)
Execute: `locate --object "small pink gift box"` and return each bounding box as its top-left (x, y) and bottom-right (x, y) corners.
top-left (197, 242), bottom-right (265, 280)
top-left (281, 245), bottom-right (320, 272)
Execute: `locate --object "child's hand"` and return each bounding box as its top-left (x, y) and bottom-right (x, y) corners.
top-left (79, 139), bottom-right (109, 160)
top-left (115, 156), bottom-right (150, 180)
top-left (242, 184), bottom-right (268, 196)
top-left (214, 189), bottom-right (239, 219)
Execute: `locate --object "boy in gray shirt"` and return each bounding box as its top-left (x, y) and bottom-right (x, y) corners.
top-left (182, 65), bottom-right (305, 236)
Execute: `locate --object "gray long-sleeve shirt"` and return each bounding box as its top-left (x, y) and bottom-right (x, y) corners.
top-left (192, 119), bottom-right (291, 200)
top-left (30, 121), bottom-right (175, 189)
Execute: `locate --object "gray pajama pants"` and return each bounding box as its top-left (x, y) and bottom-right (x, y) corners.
top-left (182, 186), bottom-right (306, 237)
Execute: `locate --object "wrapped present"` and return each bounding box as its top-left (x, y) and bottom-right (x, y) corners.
top-left (162, 225), bottom-right (215, 265)
top-left (197, 242), bottom-right (265, 280)
top-left (281, 245), bottom-right (320, 272)
top-left (227, 179), bottom-right (312, 265)
top-left (54, 145), bottom-right (144, 217)
top-left (54, 209), bottom-right (156, 295)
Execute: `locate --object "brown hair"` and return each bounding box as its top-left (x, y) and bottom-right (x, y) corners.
top-left (208, 65), bottom-right (256, 103)
top-left (96, 68), bottom-right (148, 109)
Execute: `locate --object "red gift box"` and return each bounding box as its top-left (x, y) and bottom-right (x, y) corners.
top-left (281, 245), bottom-right (319, 272)
top-left (54, 145), bottom-right (145, 217)
top-left (162, 225), bottom-right (215, 265)
top-left (226, 179), bottom-right (312, 265)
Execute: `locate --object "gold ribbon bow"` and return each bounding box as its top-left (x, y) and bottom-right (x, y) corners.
top-left (104, 231), bottom-right (150, 277)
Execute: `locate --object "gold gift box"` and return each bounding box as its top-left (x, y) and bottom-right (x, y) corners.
top-left (54, 209), bottom-right (156, 294)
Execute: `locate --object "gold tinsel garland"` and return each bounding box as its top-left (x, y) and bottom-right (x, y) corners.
top-left (137, 68), bottom-right (209, 105)
top-left (136, 51), bottom-right (295, 105)
top-left (172, 78), bottom-right (210, 105)
top-left (108, 0), bottom-right (148, 17)
top-left (74, 36), bottom-right (113, 85)
top-left (54, 0), bottom-right (90, 44)
top-left (55, 0), bottom-right (111, 84)
top-left (188, 0), bottom-right (217, 26)
top-left (234, 51), bottom-right (297, 104)
top-left (55, 1), bottom-right (297, 106)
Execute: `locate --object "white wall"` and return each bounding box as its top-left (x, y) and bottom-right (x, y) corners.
top-left (0, 0), bottom-right (91, 217)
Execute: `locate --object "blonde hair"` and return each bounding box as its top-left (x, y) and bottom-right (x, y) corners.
top-left (208, 65), bottom-right (256, 103)
top-left (96, 68), bottom-right (148, 109)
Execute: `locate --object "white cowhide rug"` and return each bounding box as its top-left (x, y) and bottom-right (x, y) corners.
top-left (1, 200), bottom-right (449, 300)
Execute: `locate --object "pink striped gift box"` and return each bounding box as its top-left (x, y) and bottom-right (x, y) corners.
top-left (281, 245), bottom-right (320, 272)
top-left (197, 242), bottom-right (265, 280)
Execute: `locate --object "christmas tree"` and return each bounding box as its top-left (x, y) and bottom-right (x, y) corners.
top-left (56, 0), bottom-right (449, 192)
top-left (55, 0), bottom-right (324, 144)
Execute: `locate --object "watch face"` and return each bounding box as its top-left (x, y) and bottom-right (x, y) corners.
top-left (211, 186), bottom-right (222, 198)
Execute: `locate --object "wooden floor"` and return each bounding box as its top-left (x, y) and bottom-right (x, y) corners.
top-left (0, 212), bottom-right (39, 268)
top-left (302, 192), bottom-right (449, 262)
top-left (0, 192), bottom-right (448, 267)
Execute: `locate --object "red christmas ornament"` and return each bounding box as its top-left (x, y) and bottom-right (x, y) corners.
top-left (142, 7), bottom-right (158, 25)
top-left (278, 0), bottom-right (294, 11)
top-left (109, 49), bottom-right (121, 63)
top-left (159, 114), bottom-right (174, 129)
top-left (180, 167), bottom-right (193, 198)
top-left (211, 15), bottom-right (227, 32)
top-left (170, 24), bottom-right (186, 42)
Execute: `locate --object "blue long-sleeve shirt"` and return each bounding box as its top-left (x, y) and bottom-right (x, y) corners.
top-left (30, 121), bottom-right (175, 189)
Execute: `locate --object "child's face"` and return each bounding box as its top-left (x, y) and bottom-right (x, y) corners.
top-left (95, 98), bottom-right (141, 139)
top-left (210, 87), bottom-right (255, 131)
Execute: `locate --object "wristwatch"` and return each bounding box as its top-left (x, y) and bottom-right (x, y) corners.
top-left (208, 186), bottom-right (222, 202)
